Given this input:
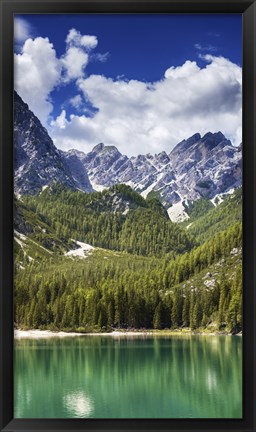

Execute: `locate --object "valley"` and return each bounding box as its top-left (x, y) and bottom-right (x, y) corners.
top-left (13, 91), bottom-right (242, 334)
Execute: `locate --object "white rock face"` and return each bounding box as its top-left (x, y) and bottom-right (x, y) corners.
top-left (167, 202), bottom-right (190, 223)
top-left (63, 132), bottom-right (241, 216)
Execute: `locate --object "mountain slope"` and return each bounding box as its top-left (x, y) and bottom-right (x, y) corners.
top-left (14, 197), bottom-right (75, 254)
top-left (14, 92), bottom-right (92, 195)
top-left (169, 131), bottom-right (241, 201)
top-left (183, 187), bottom-right (242, 243)
top-left (18, 185), bottom-right (194, 258)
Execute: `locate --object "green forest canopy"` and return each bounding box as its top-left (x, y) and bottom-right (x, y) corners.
top-left (14, 185), bottom-right (242, 333)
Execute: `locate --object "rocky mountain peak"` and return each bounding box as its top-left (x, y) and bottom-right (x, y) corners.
top-left (92, 143), bottom-right (105, 153)
top-left (170, 132), bottom-right (201, 157)
top-left (104, 145), bottom-right (120, 152)
top-left (66, 148), bottom-right (85, 158)
top-left (155, 151), bottom-right (170, 164)
top-left (91, 143), bottom-right (121, 156)
top-left (202, 131), bottom-right (224, 140)
top-left (201, 131), bottom-right (226, 148)
top-left (14, 92), bottom-right (92, 195)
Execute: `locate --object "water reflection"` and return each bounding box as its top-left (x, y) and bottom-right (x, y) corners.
top-left (14, 335), bottom-right (242, 418)
top-left (63, 391), bottom-right (94, 417)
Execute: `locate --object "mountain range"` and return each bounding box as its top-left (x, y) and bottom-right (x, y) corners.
top-left (14, 91), bottom-right (243, 333)
top-left (14, 91), bottom-right (242, 221)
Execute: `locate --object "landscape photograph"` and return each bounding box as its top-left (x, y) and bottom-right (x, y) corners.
top-left (13, 13), bottom-right (242, 419)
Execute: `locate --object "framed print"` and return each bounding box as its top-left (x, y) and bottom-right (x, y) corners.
top-left (0, 0), bottom-right (256, 431)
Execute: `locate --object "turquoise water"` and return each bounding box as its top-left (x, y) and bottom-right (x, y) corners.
top-left (14, 335), bottom-right (242, 418)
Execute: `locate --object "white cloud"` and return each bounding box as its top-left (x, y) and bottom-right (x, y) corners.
top-left (61, 29), bottom-right (97, 82)
top-left (14, 17), bottom-right (32, 44)
top-left (14, 28), bottom-right (99, 124)
top-left (164, 60), bottom-right (200, 79)
top-left (66, 28), bottom-right (98, 50)
top-left (51, 110), bottom-right (101, 151)
top-left (14, 37), bottom-right (61, 124)
top-left (69, 94), bottom-right (83, 110)
top-left (53, 110), bottom-right (68, 129)
top-left (61, 47), bottom-right (89, 81)
top-left (14, 25), bottom-right (241, 156)
top-left (51, 55), bottom-right (242, 156)
top-left (80, 35), bottom-right (98, 50)
top-left (66, 28), bottom-right (79, 45)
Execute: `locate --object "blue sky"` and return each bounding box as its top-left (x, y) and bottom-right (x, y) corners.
top-left (14, 14), bottom-right (242, 156)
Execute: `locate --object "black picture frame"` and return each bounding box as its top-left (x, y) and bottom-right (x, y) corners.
top-left (0, 0), bottom-right (255, 431)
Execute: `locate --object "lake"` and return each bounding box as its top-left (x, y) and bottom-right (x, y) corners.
top-left (14, 335), bottom-right (242, 418)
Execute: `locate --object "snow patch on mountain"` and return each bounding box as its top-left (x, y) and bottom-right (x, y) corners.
top-left (65, 240), bottom-right (95, 259)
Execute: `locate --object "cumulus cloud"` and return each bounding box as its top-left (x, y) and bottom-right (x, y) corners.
top-left (14, 37), bottom-right (61, 124)
top-left (61, 46), bottom-right (89, 81)
top-left (14, 28), bottom-right (99, 124)
top-left (66, 28), bottom-right (98, 50)
top-left (80, 35), bottom-right (98, 50)
top-left (61, 29), bottom-right (97, 81)
top-left (69, 94), bottom-right (83, 110)
top-left (14, 26), bottom-right (241, 155)
top-left (53, 110), bottom-right (68, 129)
top-left (164, 60), bottom-right (200, 79)
top-left (51, 110), bottom-right (101, 151)
top-left (51, 55), bottom-right (242, 156)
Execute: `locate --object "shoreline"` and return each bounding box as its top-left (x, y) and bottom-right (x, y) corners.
top-left (14, 329), bottom-right (242, 339)
top-left (14, 329), bottom-right (148, 339)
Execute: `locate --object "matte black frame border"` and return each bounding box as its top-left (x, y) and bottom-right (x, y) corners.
top-left (0, 1), bottom-right (255, 431)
